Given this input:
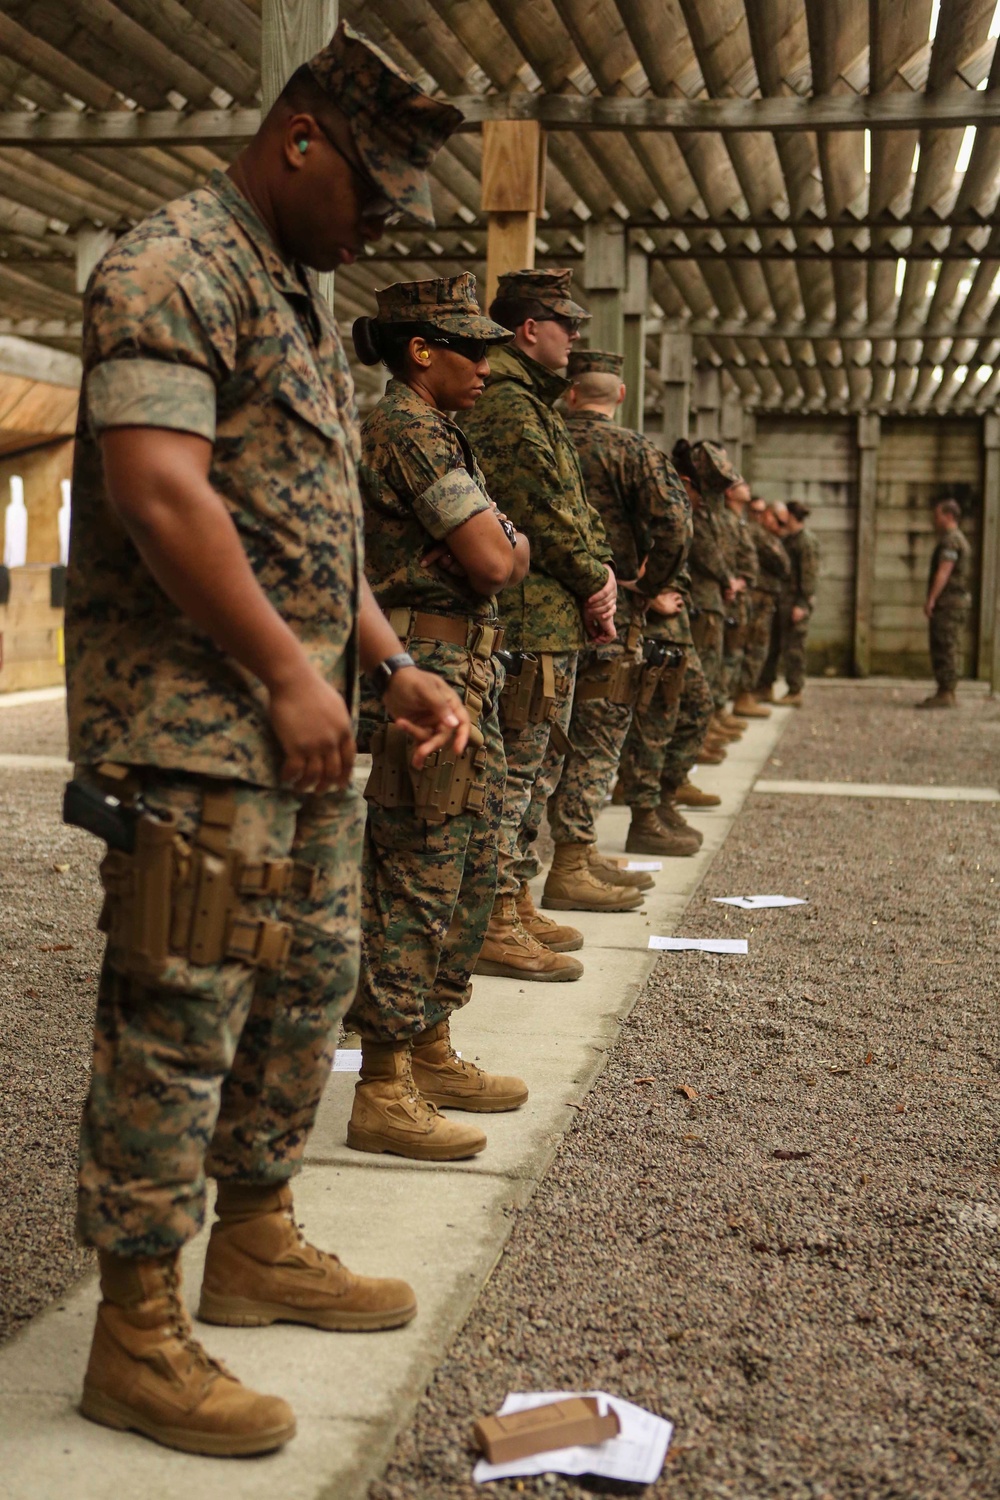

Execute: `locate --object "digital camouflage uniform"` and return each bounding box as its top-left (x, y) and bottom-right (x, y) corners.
top-left (66, 171), bottom-right (368, 1257)
top-left (739, 516), bottom-right (791, 696)
top-left (548, 351), bottom-right (689, 846)
top-left (65, 24), bottom-right (463, 1258)
top-left (460, 273), bottom-right (612, 898)
top-left (773, 524), bottom-right (820, 695)
top-left (718, 503), bottom-right (758, 702)
top-left (687, 441), bottom-right (745, 709)
top-left (928, 525), bottom-right (972, 691)
top-left (346, 276), bottom-right (512, 1043)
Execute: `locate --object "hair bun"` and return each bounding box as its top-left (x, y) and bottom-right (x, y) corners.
top-left (352, 316), bottom-right (382, 366)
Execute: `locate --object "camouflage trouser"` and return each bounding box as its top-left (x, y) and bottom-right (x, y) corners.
top-left (78, 771), bottom-right (364, 1258)
top-left (760, 601), bottom-right (808, 694)
top-left (547, 640), bottom-right (636, 846)
top-left (691, 610), bottom-right (725, 706)
top-left (738, 591), bottom-right (777, 695)
top-left (348, 690), bottom-right (505, 1043)
top-left (619, 648), bottom-right (714, 806)
top-left (929, 605), bottom-right (969, 691)
top-left (498, 650), bottom-right (577, 896)
top-left (721, 610), bottom-right (747, 704)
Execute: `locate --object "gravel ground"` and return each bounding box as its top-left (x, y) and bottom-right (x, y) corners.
top-left (0, 766), bottom-right (102, 1338)
top-left (762, 682), bottom-right (1000, 788)
top-left (372, 687), bottom-right (1000, 1500)
top-left (0, 697), bottom-right (70, 758)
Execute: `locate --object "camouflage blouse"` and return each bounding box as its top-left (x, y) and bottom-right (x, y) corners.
top-left (66, 170), bottom-right (364, 789)
top-left (360, 378), bottom-right (496, 624)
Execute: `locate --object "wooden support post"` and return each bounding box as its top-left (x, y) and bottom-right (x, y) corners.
top-left (621, 249), bottom-right (647, 433)
top-left (482, 120), bottom-right (545, 309)
top-left (693, 367), bottom-right (721, 440)
top-left (656, 333), bottom-right (692, 453)
top-left (75, 226), bottom-right (116, 294)
top-left (979, 414), bottom-right (1000, 690)
top-left (261, 0), bottom-right (337, 306)
top-left (582, 222), bottom-right (626, 361)
top-left (720, 388), bottom-right (743, 472)
top-left (853, 412), bottom-right (880, 678)
top-left (742, 411), bottom-right (757, 485)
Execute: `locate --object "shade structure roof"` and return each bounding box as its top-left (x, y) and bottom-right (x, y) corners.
top-left (2, 0), bottom-right (1000, 416)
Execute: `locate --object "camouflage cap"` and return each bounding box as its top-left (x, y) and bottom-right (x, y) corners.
top-left (567, 348), bottom-right (624, 379)
top-left (691, 439), bottom-right (745, 494)
top-left (307, 21), bottom-right (463, 228)
top-left (374, 273), bottom-right (512, 341)
top-left (493, 268), bottom-right (590, 322)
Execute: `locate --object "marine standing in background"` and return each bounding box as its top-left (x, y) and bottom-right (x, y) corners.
top-left (346, 274), bottom-right (530, 1163)
top-left (461, 269), bottom-right (616, 983)
top-left (775, 499), bottom-right (820, 706)
top-left (63, 24), bottom-right (470, 1456)
top-left (756, 498), bottom-right (791, 704)
top-left (734, 495), bottom-right (791, 716)
top-left (718, 477), bottom-right (758, 720)
top-left (918, 497), bottom-right (971, 709)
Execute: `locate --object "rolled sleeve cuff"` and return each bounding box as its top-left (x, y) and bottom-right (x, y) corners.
top-left (412, 466), bottom-right (490, 541)
top-left (87, 358), bottom-right (216, 440)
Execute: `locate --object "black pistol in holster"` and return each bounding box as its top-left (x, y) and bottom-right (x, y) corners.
top-left (63, 772), bottom-right (298, 981)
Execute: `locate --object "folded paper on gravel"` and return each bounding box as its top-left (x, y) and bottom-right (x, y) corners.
top-left (472, 1390), bottom-right (672, 1485)
top-left (624, 860), bottom-right (663, 872)
top-left (648, 936), bottom-right (749, 954)
top-left (713, 895), bottom-right (808, 909)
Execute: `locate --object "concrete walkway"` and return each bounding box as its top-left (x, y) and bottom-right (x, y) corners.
top-left (0, 708), bottom-right (791, 1500)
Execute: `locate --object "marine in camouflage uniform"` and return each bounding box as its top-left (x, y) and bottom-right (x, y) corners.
top-left (779, 518), bottom-right (820, 699)
top-left (718, 493), bottom-right (758, 705)
top-left (736, 506), bottom-right (791, 706)
top-left (544, 348), bottom-right (693, 888)
top-left (64, 22), bottom-right (464, 1456)
top-left (921, 503), bottom-right (972, 706)
top-left (344, 273), bottom-right (527, 1160)
top-left (686, 441), bottom-right (742, 708)
top-left (461, 270), bottom-right (614, 975)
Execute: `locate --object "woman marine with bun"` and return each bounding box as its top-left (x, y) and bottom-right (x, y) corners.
top-left (344, 273), bottom-right (530, 1162)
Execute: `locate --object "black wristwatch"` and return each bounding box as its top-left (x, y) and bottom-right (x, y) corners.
top-left (371, 651), bottom-right (416, 697)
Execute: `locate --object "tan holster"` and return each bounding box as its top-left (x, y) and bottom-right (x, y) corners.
top-left (365, 722), bottom-right (488, 825)
top-left (690, 610), bottom-right (716, 654)
top-left (724, 616), bottom-right (747, 653)
top-left (574, 652), bottom-right (643, 707)
top-left (499, 651), bottom-right (561, 731)
top-left (97, 785), bottom-right (313, 982)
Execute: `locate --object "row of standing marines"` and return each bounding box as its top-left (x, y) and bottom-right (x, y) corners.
top-left (60, 20), bottom-right (818, 1461)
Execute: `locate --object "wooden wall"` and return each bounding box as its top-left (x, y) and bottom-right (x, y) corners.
top-left (0, 438), bottom-right (74, 564)
top-left (871, 420), bottom-right (981, 676)
top-left (750, 417), bottom-right (857, 674)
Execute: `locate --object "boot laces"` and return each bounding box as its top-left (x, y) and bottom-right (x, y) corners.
top-left (162, 1262), bottom-right (230, 1379)
top-left (400, 1047), bottom-right (444, 1117)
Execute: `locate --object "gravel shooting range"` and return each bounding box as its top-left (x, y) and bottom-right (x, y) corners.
top-left (0, 1), bottom-right (999, 1498)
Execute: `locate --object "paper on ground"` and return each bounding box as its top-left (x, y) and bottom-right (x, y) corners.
top-left (713, 894), bottom-right (807, 910)
top-left (624, 859), bottom-right (662, 872)
top-left (648, 935), bottom-right (748, 954)
top-left (333, 1050), bottom-right (362, 1072)
top-left (473, 1390), bottom-right (672, 1485)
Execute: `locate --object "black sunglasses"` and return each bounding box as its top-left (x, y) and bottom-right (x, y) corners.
top-left (427, 335), bottom-right (491, 363)
top-left (312, 121), bottom-right (403, 226)
top-left (546, 314), bottom-right (584, 335)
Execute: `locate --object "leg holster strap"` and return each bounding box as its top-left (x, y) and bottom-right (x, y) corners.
top-left (97, 789), bottom-right (310, 981)
top-left (499, 651), bottom-right (563, 731)
top-left (658, 652), bottom-right (688, 712)
top-left (574, 651), bottom-right (643, 707)
top-left (365, 722), bottom-right (488, 824)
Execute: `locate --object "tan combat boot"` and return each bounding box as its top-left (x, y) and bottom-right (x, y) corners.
top-left (756, 685), bottom-right (776, 703)
top-left (624, 808), bottom-right (700, 857)
top-left (916, 689), bottom-right (957, 709)
top-left (346, 1041), bottom-right (487, 1160)
top-left (657, 796), bottom-right (704, 847)
top-left (198, 1182), bottom-right (417, 1332)
top-left (779, 690), bottom-right (803, 707)
top-left (697, 740), bottom-right (726, 765)
top-left (475, 895), bottom-right (584, 981)
top-left (411, 1019), bottom-right (527, 1112)
top-left (732, 691), bottom-right (771, 719)
top-left (541, 843), bottom-right (644, 912)
top-left (710, 714), bottom-right (742, 742)
top-left (80, 1251), bottom-right (295, 1456)
top-left (673, 778), bottom-right (722, 809)
top-left (587, 847), bottom-right (655, 890)
top-left (515, 882), bottom-right (584, 952)
top-left (718, 710), bottom-right (749, 732)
